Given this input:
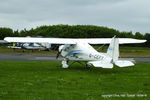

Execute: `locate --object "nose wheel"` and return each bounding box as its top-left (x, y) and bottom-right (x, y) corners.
top-left (86, 63), bottom-right (91, 68)
top-left (62, 59), bottom-right (69, 68)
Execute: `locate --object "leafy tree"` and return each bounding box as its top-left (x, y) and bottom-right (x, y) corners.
top-left (0, 27), bottom-right (13, 39)
top-left (0, 25), bottom-right (149, 47)
top-left (144, 33), bottom-right (150, 47)
top-left (135, 32), bottom-right (144, 39)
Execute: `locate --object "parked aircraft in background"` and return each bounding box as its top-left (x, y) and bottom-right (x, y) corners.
top-left (4, 36), bottom-right (146, 68)
top-left (8, 42), bottom-right (51, 51)
top-left (6, 36), bottom-right (51, 51)
top-left (8, 43), bottom-right (22, 49)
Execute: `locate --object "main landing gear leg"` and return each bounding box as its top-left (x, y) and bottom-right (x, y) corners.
top-left (86, 63), bottom-right (91, 69)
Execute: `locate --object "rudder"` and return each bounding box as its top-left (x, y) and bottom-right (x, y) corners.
top-left (107, 36), bottom-right (119, 62)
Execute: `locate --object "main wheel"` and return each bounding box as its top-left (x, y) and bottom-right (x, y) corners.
top-left (86, 63), bottom-right (91, 68)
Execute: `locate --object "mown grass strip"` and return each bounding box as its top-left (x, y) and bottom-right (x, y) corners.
top-left (0, 61), bottom-right (150, 100)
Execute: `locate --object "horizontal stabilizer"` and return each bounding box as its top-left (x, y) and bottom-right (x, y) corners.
top-left (115, 60), bottom-right (134, 67)
top-left (88, 61), bottom-right (113, 68)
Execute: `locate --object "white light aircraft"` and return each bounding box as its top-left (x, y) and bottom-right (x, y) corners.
top-left (4, 37), bottom-right (146, 68)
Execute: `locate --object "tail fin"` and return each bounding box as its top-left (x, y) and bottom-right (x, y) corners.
top-left (107, 36), bottom-right (134, 67)
top-left (107, 36), bottom-right (119, 62)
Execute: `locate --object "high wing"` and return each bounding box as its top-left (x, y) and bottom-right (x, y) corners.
top-left (4, 37), bottom-right (146, 44)
top-left (4, 37), bottom-right (76, 44)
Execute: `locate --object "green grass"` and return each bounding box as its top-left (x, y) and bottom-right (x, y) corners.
top-left (0, 61), bottom-right (150, 100)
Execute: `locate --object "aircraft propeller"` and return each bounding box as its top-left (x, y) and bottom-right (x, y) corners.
top-left (56, 49), bottom-right (62, 59)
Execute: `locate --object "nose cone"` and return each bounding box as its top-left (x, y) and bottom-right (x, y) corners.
top-left (59, 45), bottom-right (64, 52)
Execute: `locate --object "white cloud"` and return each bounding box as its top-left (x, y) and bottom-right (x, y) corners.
top-left (0, 0), bottom-right (150, 33)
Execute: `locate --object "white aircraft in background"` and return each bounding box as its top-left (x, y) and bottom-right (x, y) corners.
top-left (8, 42), bottom-right (51, 51)
top-left (4, 36), bottom-right (146, 68)
top-left (23, 43), bottom-right (51, 50)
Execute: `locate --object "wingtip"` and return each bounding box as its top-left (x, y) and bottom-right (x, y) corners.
top-left (4, 37), bottom-right (8, 41)
top-left (143, 40), bottom-right (147, 43)
top-left (139, 39), bottom-right (147, 43)
top-left (4, 37), bottom-right (7, 41)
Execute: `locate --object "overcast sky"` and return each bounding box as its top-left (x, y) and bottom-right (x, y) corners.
top-left (0, 0), bottom-right (150, 34)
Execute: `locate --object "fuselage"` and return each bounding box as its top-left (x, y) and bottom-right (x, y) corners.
top-left (60, 42), bottom-right (112, 63)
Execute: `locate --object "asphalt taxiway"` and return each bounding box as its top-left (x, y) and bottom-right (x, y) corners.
top-left (0, 53), bottom-right (62, 61)
top-left (0, 53), bottom-right (150, 63)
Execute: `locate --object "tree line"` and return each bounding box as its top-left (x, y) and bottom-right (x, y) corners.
top-left (0, 25), bottom-right (149, 46)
